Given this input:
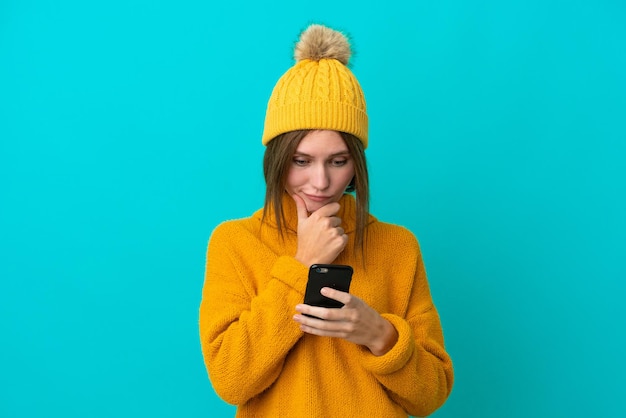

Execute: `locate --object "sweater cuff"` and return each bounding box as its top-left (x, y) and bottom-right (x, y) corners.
top-left (357, 314), bottom-right (415, 375)
top-left (270, 256), bottom-right (309, 295)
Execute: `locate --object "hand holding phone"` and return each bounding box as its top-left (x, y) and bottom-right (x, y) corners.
top-left (303, 264), bottom-right (353, 311)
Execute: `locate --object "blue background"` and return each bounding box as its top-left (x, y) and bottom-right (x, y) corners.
top-left (1, 1), bottom-right (625, 417)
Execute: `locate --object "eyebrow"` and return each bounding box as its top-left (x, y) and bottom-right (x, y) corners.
top-left (293, 151), bottom-right (351, 158)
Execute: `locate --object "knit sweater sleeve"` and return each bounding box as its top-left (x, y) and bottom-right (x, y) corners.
top-left (198, 222), bottom-right (307, 405)
top-left (357, 230), bottom-right (454, 417)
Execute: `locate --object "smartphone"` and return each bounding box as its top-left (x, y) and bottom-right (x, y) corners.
top-left (303, 264), bottom-right (353, 311)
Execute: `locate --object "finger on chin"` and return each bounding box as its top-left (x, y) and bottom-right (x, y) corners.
top-left (317, 201), bottom-right (340, 216)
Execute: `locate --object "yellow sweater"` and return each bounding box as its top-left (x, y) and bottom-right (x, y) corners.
top-left (199, 194), bottom-right (453, 417)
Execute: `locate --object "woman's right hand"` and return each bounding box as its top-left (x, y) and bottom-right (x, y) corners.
top-left (292, 194), bottom-right (348, 266)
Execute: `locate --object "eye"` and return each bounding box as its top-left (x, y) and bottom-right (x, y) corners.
top-left (293, 158), bottom-right (309, 167)
top-left (330, 158), bottom-right (348, 167)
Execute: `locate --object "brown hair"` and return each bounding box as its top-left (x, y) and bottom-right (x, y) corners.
top-left (262, 130), bottom-right (369, 254)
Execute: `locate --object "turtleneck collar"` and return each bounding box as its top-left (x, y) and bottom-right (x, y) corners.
top-left (255, 192), bottom-right (373, 235)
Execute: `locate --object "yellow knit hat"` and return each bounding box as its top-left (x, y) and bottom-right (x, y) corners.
top-left (261, 24), bottom-right (368, 148)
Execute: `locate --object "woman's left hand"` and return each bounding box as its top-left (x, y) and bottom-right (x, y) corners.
top-left (293, 288), bottom-right (399, 356)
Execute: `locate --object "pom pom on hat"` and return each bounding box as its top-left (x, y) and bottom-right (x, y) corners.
top-left (294, 24), bottom-right (351, 65)
top-left (262, 24), bottom-right (368, 148)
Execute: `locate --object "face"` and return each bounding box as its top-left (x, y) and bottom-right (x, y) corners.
top-left (285, 130), bottom-right (355, 213)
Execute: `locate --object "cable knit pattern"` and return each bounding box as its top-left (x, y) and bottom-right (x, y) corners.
top-left (199, 194), bottom-right (454, 417)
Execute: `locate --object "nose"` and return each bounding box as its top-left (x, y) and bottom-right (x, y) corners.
top-left (310, 163), bottom-right (330, 191)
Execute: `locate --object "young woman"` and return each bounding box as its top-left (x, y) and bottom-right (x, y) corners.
top-left (199, 24), bottom-right (453, 417)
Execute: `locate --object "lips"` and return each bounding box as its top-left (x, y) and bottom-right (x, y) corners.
top-left (303, 193), bottom-right (332, 202)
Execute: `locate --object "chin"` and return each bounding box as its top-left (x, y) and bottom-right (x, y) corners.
top-left (304, 197), bottom-right (340, 213)
top-left (300, 200), bottom-right (319, 213)
top-left (306, 203), bottom-right (324, 213)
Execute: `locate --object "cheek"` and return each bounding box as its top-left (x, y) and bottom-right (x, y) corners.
top-left (285, 168), bottom-right (302, 192)
top-left (338, 165), bottom-right (355, 188)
